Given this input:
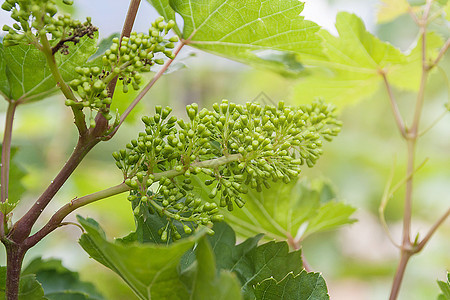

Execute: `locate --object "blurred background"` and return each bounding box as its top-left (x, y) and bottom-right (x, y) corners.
top-left (0, 0), bottom-right (449, 299)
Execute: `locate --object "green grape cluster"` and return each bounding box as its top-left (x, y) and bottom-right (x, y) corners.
top-left (1, 0), bottom-right (96, 50)
top-left (66, 17), bottom-right (178, 125)
top-left (112, 100), bottom-right (341, 240)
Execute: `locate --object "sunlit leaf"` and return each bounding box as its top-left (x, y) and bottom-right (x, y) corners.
top-left (377, 0), bottom-right (410, 23)
top-left (169, 0), bottom-right (321, 73)
top-left (0, 267), bottom-right (45, 300)
top-left (254, 271), bottom-right (329, 300)
top-left (199, 178), bottom-right (356, 242)
top-left (292, 12), bottom-right (443, 105)
top-left (77, 216), bottom-right (204, 299)
top-left (389, 32), bottom-right (443, 91)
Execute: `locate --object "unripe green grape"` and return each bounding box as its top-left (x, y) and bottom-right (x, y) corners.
top-left (160, 230), bottom-right (168, 242)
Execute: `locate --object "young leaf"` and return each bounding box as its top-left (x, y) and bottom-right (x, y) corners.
top-left (254, 271), bottom-right (329, 300)
top-left (207, 178), bottom-right (356, 242)
top-left (377, 0), bottom-right (411, 23)
top-left (1, 33), bottom-right (98, 102)
top-left (169, 0), bottom-right (321, 72)
top-left (437, 273), bottom-right (450, 300)
top-left (77, 215), bottom-right (204, 299)
top-left (183, 237), bottom-right (243, 300)
top-left (22, 257), bottom-right (104, 300)
top-left (293, 12), bottom-right (407, 105)
top-left (0, 267), bottom-right (45, 300)
top-left (389, 32), bottom-right (444, 91)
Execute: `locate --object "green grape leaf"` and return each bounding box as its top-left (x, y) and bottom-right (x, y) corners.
top-left (0, 44), bottom-right (10, 99)
top-left (169, 0), bottom-right (321, 74)
top-left (437, 273), bottom-right (450, 300)
top-left (0, 267), bottom-right (45, 300)
top-left (1, 33), bottom-right (98, 102)
top-left (254, 271), bottom-right (329, 300)
top-left (182, 237), bottom-right (243, 300)
top-left (377, 0), bottom-right (411, 23)
top-left (180, 222), bottom-right (303, 299)
top-left (293, 12), bottom-right (407, 105)
top-left (146, 0), bottom-right (182, 35)
top-left (45, 292), bottom-right (97, 300)
top-left (0, 146), bottom-right (27, 207)
top-left (301, 201), bottom-right (357, 239)
top-left (77, 215), bottom-right (204, 300)
top-left (22, 257), bottom-right (104, 299)
top-left (389, 32), bottom-right (443, 91)
top-left (209, 178), bottom-right (355, 242)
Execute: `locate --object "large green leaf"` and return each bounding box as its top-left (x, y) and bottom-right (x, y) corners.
top-left (0, 146), bottom-right (27, 207)
top-left (22, 257), bottom-right (103, 300)
top-left (0, 267), bottom-right (45, 300)
top-left (77, 215), bottom-right (204, 300)
top-left (254, 271), bottom-right (329, 300)
top-left (181, 222), bottom-right (304, 299)
top-left (194, 176), bottom-right (355, 242)
top-left (168, 0), bottom-right (321, 75)
top-left (0, 33), bottom-right (98, 102)
top-left (181, 237), bottom-right (243, 300)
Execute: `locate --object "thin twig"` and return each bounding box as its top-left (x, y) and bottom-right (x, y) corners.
top-left (418, 109), bottom-right (449, 137)
top-left (379, 158), bottom-right (401, 248)
top-left (9, 136), bottom-right (99, 243)
top-left (381, 71), bottom-right (407, 138)
top-left (430, 38), bottom-right (450, 69)
top-left (415, 208), bottom-right (450, 253)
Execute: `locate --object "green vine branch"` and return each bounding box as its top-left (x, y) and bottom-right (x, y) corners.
top-left (0, 101), bottom-right (19, 238)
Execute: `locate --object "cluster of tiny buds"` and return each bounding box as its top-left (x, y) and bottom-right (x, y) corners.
top-left (102, 17), bottom-right (177, 93)
top-left (66, 17), bottom-right (178, 123)
top-left (2, 0), bottom-right (96, 51)
top-left (112, 100), bottom-right (341, 239)
top-left (66, 66), bottom-right (115, 126)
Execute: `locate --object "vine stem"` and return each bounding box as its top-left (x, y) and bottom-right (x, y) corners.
top-left (1, 101), bottom-right (18, 237)
top-left (95, 0), bottom-right (141, 134)
top-left (25, 154), bottom-right (243, 247)
top-left (386, 0), bottom-right (449, 298)
top-left (38, 32), bottom-right (88, 135)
